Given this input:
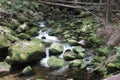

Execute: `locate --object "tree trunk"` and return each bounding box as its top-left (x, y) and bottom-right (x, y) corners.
top-left (106, 0), bottom-right (112, 27)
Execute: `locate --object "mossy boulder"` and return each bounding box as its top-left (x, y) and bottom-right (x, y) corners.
top-left (47, 56), bottom-right (65, 67)
top-left (73, 46), bottom-right (83, 54)
top-left (0, 35), bottom-right (11, 48)
top-left (6, 40), bottom-right (46, 64)
top-left (0, 26), bottom-right (13, 34)
top-left (17, 33), bottom-right (30, 40)
top-left (25, 27), bottom-right (39, 37)
top-left (10, 19), bottom-right (21, 29)
top-left (4, 34), bottom-right (19, 42)
top-left (15, 23), bottom-right (29, 33)
top-left (49, 43), bottom-right (63, 55)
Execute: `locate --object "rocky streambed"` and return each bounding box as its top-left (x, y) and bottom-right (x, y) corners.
top-left (0, 0), bottom-right (120, 80)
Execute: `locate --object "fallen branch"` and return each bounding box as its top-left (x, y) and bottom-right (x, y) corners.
top-left (38, 0), bottom-right (103, 22)
top-left (49, 0), bottom-right (106, 6)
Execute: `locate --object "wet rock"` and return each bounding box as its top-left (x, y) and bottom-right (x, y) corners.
top-left (22, 66), bottom-right (32, 75)
top-left (47, 56), bottom-right (65, 67)
top-left (0, 61), bottom-right (11, 73)
top-left (70, 59), bottom-right (82, 67)
top-left (6, 40), bottom-right (46, 64)
top-left (49, 43), bottom-right (63, 55)
top-left (25, 27), bottom-right (39, 37)
top-left (17, 33), bottom-right (30, 40)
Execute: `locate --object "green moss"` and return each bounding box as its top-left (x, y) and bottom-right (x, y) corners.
top-left (48, 56), bottom-right (65, 67)
top-left (8, 40), bottom-right (45, 62)
top-left (17, 33), bottom-right (30, 40)
top-left (0, 35), bottom-right (11, 48)
top-left (25, 27), bottom-right (39, 37)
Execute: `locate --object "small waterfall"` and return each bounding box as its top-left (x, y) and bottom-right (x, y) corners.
top-left (40, 48), bottom-right (50, 67)
top-left (59, 43), bottom-right (74, 58)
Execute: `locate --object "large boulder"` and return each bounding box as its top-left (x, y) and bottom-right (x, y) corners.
top-left (49, 43), bottom-right (63, 55)
top-left (6, 40), bottom-right (46, 64)
top-left (47, 56), bottom-right (65, 67)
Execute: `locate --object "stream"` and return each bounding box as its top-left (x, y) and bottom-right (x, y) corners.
top-left (0, 21), bottom-right (99, 80)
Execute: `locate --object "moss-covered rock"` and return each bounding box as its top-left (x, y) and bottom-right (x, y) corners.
top-left (4, 34), bottom-right (19, 42)
top-left (73, 46), bottom-right (84, 54)
top-left (17, 33), bottom-right (30, 40)
top-left (22, 66), bottom-right (32, 75)
top-left (15, 23), bottom-right (29, 33)
top-left (67, 39), bottom-right (78, 46)
top-left (64, 52), bottom-right (76, 61)
top-left (10, 19), bottom-right (21, 29)
top-left (70, 59), bottom-right (82, 67)
top-left (6, 40), bottom-right (46, 64)
top-left (25, 27), bottom-right (39, 37)
top-left (47, 56), bottom-right (65, 67)
top-left (0, 35), bottom-right (11, 48)
top-left (49, 43), bottom-right (63, 55)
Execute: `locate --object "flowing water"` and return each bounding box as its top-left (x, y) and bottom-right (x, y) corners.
top-left (0, 21), bottom-right (102, 80)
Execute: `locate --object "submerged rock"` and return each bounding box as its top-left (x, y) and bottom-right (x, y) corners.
top-left (47, 56), bottom-right (65, 67)
top-left (49, 43), bottom-right (63, 55)
top-left (6, 40), bottom-right (46, 64)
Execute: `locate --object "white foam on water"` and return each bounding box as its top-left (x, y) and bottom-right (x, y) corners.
top-left (36, 30), bottom-right (60, 43)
